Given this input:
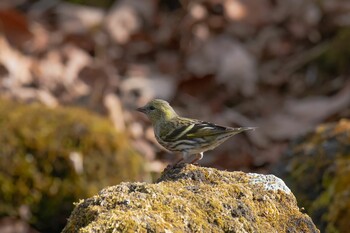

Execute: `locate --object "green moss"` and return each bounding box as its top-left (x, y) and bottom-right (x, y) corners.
top-left (0, 98), bottom-right (145, 233)
top-left (276, 119), bottom-right (350, 233)
top-left (63, 164), bottom-right (319, 232)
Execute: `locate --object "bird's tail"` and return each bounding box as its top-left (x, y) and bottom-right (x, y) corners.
top-left (211, 126), bottom-right (257, 148)
top-left (228, 126), bottom-right (257, 136)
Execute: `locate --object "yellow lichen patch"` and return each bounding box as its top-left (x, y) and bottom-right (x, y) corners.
top-left (0, 98), bottom-right (146, 233)
top-left (63, 164), bottom-right (319, 233)
top-left (333, 118), bottom-right (350, 134)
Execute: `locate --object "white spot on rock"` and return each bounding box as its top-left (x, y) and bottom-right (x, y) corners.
top-left (248, 173), bottom-right (291, 194)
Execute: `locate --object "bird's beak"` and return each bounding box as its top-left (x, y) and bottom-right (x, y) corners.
top-left (137, 107), bottom-right (147, 113)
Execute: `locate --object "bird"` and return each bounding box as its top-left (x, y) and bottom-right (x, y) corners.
top-left (137, 99), bottom-right (256, 164)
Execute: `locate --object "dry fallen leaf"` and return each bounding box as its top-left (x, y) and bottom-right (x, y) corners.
top-left (3, 87), bottom-right (57, 107)
top-left (187, 36), bottom-right (258, 96)
top-left (0, 36), bottom-right (32, 86)
top-left (33, 44), bottom-right (91, 101)
top-left (189, 2), bottom-right (207, 21)
top-left (56, 2), bottom-right (104, 34)
top-left (120, 74), bottom-right (177, 107)
top-left (104, 93), bottom-right (126, 132)
top-left (105, 2), bottom-right (140, 44)
top-left (105, 0), bottom-right (155, 44)
top-left (285, 82), bottom-right (350, 122)
top-left (36, 90), bottom-right (58, 107)
top-left (261, 82), bottom-right (350, 140)
top-left (319, 0), bottom-right (350, 27)
top-left (62, 45), bottom-right (92, 86)
top-left (34, 49), bottom-right (65, 90)
top-left (0, 8), bottom-right (33, 48)
top-left (224, 0), bottom-right (272, 26)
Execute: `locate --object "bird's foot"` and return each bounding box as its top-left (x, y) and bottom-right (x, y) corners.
top-left (165, 160), bottom-right (185, 171)
top-left (189, 153), bottom-right (203, 165)
top-left (189, 160), bottom-right (200, 166)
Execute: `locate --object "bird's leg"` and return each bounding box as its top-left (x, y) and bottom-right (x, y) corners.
top-left (166, 152), bottom-right (186, 170)
top-left (175, 151), bottom-right (192, 165)
top-left (190, 152), bottom-right (203, 164)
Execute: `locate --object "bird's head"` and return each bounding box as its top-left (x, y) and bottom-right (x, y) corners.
top-left (137, 99), bottom-right (178, 124)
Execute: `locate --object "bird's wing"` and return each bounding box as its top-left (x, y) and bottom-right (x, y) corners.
top-left (185, 121), bottom-right (229, 138)
top-left (162, 119), bottom-right (248, 142)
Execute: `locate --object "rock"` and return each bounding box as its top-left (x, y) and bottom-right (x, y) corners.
top-left (274, 119), bottom-right (350, 233)
top-left (63, 164), bottom-right (319, 232)
top-left (0, 98), bottom-right (146, 233)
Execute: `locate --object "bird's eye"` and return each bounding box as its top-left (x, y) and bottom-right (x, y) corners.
top-left (149, 106), bottom-right (155, 110)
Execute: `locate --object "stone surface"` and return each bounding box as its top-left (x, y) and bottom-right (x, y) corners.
top-left (63, 164), bottom-right (319, 233)
top-left (275, 119), bottom-right (350, 233)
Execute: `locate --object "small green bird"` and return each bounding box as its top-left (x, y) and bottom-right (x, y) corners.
top-left (137, 99), bottom-right (256, 164)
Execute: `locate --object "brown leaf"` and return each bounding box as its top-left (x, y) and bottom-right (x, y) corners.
top-left (0, 36), bottom-right (32, 86)
top-left (187, 36), bottom-right (258, 96)
top-left (261, 82), bottom-right (350, 140)
top-left (120, 74), bottom-right (177, 107)
top-left (224, 0), bottom-right (273, 26)
top-left (104, 93), bottom-right (126, 132)
top-left (56, 2), bottom-right (104, 34)
top-left (0, 9), bottom-right (33, 47)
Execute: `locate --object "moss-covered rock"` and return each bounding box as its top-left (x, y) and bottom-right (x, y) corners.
top-left (63, 164), bottom-right (319, 232)
top-left (0, 98), bottom-right (146, 233)
top-left (275, 119), bottom-right (350, 233)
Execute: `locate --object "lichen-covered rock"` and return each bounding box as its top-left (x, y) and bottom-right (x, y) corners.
top-left (63, 164), bottom-right (319, 233)
top-left (0, 99), bottom-right (146, 233)
top-left (275, 119), bottom-right (350, 233)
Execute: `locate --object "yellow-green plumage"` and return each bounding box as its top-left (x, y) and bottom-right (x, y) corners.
top-left (137, 99), bottom-right (256, 163)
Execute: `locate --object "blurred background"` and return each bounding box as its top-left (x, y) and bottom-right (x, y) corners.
top-left (0, 0), bottom-right (349, 232)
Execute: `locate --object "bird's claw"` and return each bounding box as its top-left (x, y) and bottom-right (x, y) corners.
top-left (165, 161), bottom-right (185, 171)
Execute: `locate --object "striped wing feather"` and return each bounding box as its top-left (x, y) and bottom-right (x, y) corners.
top-left (157, 117), bottom-right (255, 153)
top-left (163, 119), bottom-right (251, 141)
